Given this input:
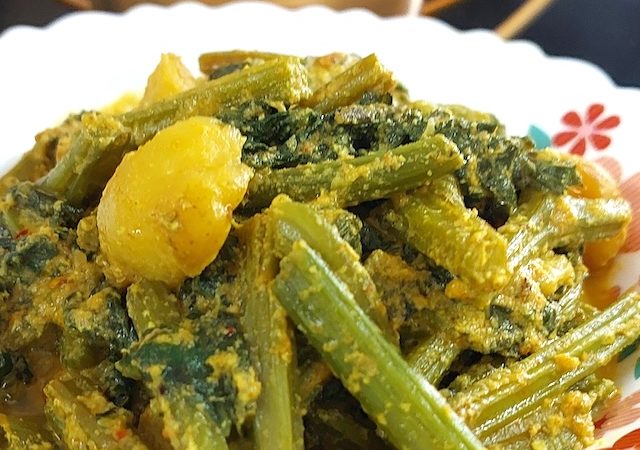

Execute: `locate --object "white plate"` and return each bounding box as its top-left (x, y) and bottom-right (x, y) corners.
top-left (1, 2), bottom-right (640, 448)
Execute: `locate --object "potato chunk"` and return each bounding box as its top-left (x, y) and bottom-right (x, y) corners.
top-left (97, 117), bottom-right (252, 287)
top-left (140, 53), bottom-right (197, 106)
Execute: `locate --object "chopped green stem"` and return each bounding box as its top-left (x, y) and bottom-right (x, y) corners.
top-left (558, 276), bottom-right (585, 323)
top-left (568, 197), bottom-right (632, 243)
top-left (237, 216), bottom-right (304, 450)
top-left (502, 194), bottom-right (631, 270)
top-left (482, 376), bottom-right (610, 448)
top-left (450, 290), bottom-right (640, 440)
top-left (273, 241), bottom-right (484, 450)
top-left (40, 58), bottom-right (310, 205)
top-left (38, 112), bottom-right (132, 206)
top-left (408, 332), bottom-right (461, 385)
top-left (301, 53), bottom-right (395, 113)
top-left (126, 280), bottom-right (181, 336)
top-left (575, 375), bottom-right (619, 419)
top-left (389, 176), bottom-right (510, 292)
top-left (0, 414), bottom-right (54, 450)
top-left (481, 376), bottom-right (615, 449)
top-left (121, 58), bottom-right (309, 144)
top-left (44, 379), bottom-right (149, 450)
top-left (198, 50), bottom-right (288, 75)
top-left (245, 134), bottom-right (463, 210)
top-left (270, 198), bottom-right (397, 344)
top-left (150, 388), bottom-right (229, 450)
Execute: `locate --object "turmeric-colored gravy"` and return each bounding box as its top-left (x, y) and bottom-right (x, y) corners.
top-left (583, 262), bottom-right (620, 311)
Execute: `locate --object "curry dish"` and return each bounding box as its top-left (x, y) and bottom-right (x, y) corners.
top-left (0, 51), bottom-right (636, 450)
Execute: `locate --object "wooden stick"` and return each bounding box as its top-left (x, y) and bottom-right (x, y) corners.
top-left (495, 0), bottom-right (556, 39)
top-left (421, 0), bottom-right (463, 16)
top-left (58, 0), bottom-right (94, 9)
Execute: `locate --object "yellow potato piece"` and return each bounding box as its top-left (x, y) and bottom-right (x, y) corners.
top-left (97, 116), bottom-right (253, 287)
top-left (140, 53), bottom-right (197, 106)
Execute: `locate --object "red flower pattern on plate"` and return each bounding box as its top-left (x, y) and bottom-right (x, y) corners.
top-left (596, 391), bottom-right (640, 438)
top-left (597, 428), bottom-right (640, 450)
top-left (553, 104), bottom-right (621, 155)
top-left (590, 158), bottom-right (640, 447)
top-left (592, 157), bottom-right (640, 253)
top-left (594, 392), bottom-right (640, 449)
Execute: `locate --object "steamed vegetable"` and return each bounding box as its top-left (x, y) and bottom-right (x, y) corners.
top-left (39, 58), bottom-right (310, 206)
top-left (140, 53), bottom-right (197, 106)
top-left (273, 240), bottom-right (484, 450)
top-left (97, 117), bottom-right (252, 287)
top-left (235, 216), bottom-right (304, 450)
top-left (244, 134), bottom-right (463, 210)
top-left (0, 50), bottom-right (635, 450)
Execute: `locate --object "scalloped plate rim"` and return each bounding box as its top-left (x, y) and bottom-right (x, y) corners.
top-left (1, 3), bottom-right (640, 449)
top-left (0, 0), bottom-right (637, 95)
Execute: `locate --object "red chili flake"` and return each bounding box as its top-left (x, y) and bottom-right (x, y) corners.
top-left (114, 428), bottom-right (128, 441)
top-left (15, 229), bottom-right (29, 238)
top-left (224, 325), bottom-right (236, 337)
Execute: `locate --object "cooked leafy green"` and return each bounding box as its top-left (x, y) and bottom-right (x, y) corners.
top-left (425, 107), bottom-right (580, 219)
top-left (218, 101), bottom-right (426, 170)
top-left (119, 312), bottom-right (259, 436)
